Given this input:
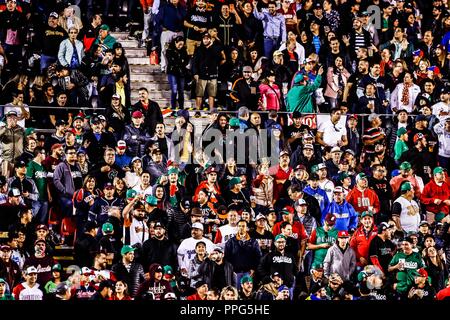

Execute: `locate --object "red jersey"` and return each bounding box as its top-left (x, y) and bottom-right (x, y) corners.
top-left (350, 226), bottom-right (378, 267)
top-left (346, 187), bottom-right (380, 214)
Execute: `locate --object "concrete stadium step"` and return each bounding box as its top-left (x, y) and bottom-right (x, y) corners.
top-left (147, 90), bottom-right (191, 100)
top-left (130, 82), bottom-right (171, 91)
top-left (130, 65), bottom-right (162, 74)
top-left (130, 73), bottom-right (169, 82)
top-left (117, 39), bottom-right (139, 48)
top-left (127, 57), bottom-right (151, 65)
top-left (124, 48), bottom-right (147, 58)
top-left (110, 31), bottom-right (130, 40)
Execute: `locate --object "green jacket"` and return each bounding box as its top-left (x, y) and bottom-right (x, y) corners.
top-left (311, 226), bottom-right (338, 266)
top-left (389, 251), bottom-right (424, 294)
top-left (94, 34), bottom-right (117, 51)
top-left (286, 74), bottom-right (322, 114)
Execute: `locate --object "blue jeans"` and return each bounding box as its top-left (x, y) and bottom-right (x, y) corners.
top-left (32, 200), bottom-right (49, 224)
top-left (59, 196), bottom-right (74, 218)
top-left (263, 37), bottom-right (280, 58)
top-left (168, 74), bottom-right (185, 109)
top-left (40, 55), bottom-right (57, 73)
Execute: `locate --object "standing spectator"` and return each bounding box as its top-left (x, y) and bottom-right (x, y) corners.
top-left (141, 221), bottom-right (178, 271)
top-left (39, 12), bottom-right (69, 71)
top-left (58, 27), bottom-right (85, 70)
top-left (192, 32), bottom-right (226, 111)
top-left (157, 0), bottom-right (186, 73)
top-left (323, 230), bottom-right (356, 281)
top-left (0, 110), bottom-right (25, 177)
top-left (93, 25), bottom-right (117, 54)
top-left (350, 211), bottom-right (378, 269)
top-left (369, 222), bottom-right (396, 274)
top-left (111, 245), bottom-right (145, 298)
top-left (391, 181), bottom-right (421, 233)
top-left (123, 111), bottom-right (152, 158)
top-left (183, 0), bottom-right (212, 56)
top-left (53, 146), bottom-right (83, 217)
top-left (324, 57), bottom-right (350, 109)
top-left (152, 123), bottom-right (175, 161)
top-left (346, 173), bottom-right (380, 216)
top-left (391, 72), bottom-right (422, 113)
top-left (322, 186), bottom-right (358, 232)
top-left (316, 108), bottom-right (348, 148)
top-left (433, 118), bottom-right (450, 171)
top-left (166, 36), bottom-right (189, 110)
top-left (132, 87), bottom-right (163, 137)
top-left (74, 221), bottom-right (99, 268)
top-left (12, 266), bottom-right (43, 301)
top-left (135, 263), bottom-right (174, 300)
top-left (230, 66), bottom-right (260, 110)
top-left (225, 220), bottom-right (262, 288)
top-left (25, 147), bottom-right (48, 224)
top-left (253, 0), bottom-right (287, 58)
top-left (82, 116), bottom-right (117, 165)
top-left (286, 66), bottom-right (323, 113)
top-left (24, 240), bottom-right (55, 286)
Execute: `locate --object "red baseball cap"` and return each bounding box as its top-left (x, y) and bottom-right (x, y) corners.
top-left (132, 110), bottom-right (144, 118)
top-left (338, 230), bottom-right (350, 238)
top-left (325, 213), bottom-right (336, 226)
top-left (417, 268), bottom-right (428, 278)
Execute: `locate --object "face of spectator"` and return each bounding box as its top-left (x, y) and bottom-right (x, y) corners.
top-left (361, 216), bottom-right (373, 229)
top-left (268, 3), bottom-right (277, 15)
top-left (99, 29), bottom-right (108, 40)
top-left (191, 227), bottom-right (203, 239)
top-left (394, 28), bottom-right (404, 40)
top-left (231, 50), bottom-right (238, 60)
top-left (424, 82), bottom-right (435, 93)
top-left (196, 0), bottom-right (205, 8)
top-left (155, 124), bottom-right (165, 136)
top-left (237, 221), bottom-right (247, 236)
top-left (195, 243), bottom-right (206, 256)
top-left (175, 40), bottom-right (184, 50)
top-left (357, 60), bottom-right (368, 73)
top-left (104, 150), bottom-right (115, 164)
top-left (26, 272), bottom-right (38, 285)
top-left (152, 151), bottom-right (162, 163)
top-left (69, 28), bottom-right (78, 40)
top-left (141, 173), bottom-right (151, 186)
top-left (132, 116), bottom-right (143, 127)
top-left (279, 154), bottom-right (290, 167)
top-left (57, 94), bottom-right (68, 107)
top-left (401, 241), bottom-right (413, 254)
top-left (338, 236), bottom-right (349, 247)
top-left (275, 237), bottom-right (286, 251)
top-left (221, 5), bottom-right (230, 17)
top-left (353, 19), bottom-right (362, 29)
top-left (333, 191), bottom-right (344, 203)
top-left (66, 148), bottom-right (78, 162)
top-left (282, 224), bottom-right (292, 237)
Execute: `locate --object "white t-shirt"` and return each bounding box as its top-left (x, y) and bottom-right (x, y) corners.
top-left (432, 101), bottom-right (449, 122)
top-left (318, 119), bottom-right (347, 147)
top-left (177, 237), bottom-right (214, 271)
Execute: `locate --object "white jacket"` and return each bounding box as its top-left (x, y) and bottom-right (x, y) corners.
top-left (434, 122), bottom-right (450, 157)
top-left (390, 83), bottom-right (421, 113)
top-left (58, 39), bottom-right (85, 67)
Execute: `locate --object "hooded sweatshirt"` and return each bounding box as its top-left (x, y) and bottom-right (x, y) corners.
top-left (322, 200), bottom-right (358, 231)
top-left (286, 74), bottom-right (322, 113)
top-left (135, 263), bottom-right (173, 300)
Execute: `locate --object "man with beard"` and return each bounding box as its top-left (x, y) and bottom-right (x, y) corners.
top-left (135, 263), bottom-right (174, 300)
top-left (88, 182), bottom-right (123, 227)
top-left (163, 167), bottom-right (186, 209)
top-left (368, 164), bottom-right (393, 222)
top-left (400, 132), bottom-right (435, 184)
top-left (70, 114), bottom-right (86, 146)
top-left (390, 161), bottom-right (421, 199)
top-left (145, 195), bottom-right (168, 226)
top-left (198, 246), bottom-right (235, 291)
top-left (224, 178), bottom-right (250, 212)
top-left (142, 222), bottom-right (178, 272)
top-left (342, 59), bottom-right (369, 112)
top-left (82, 116), bottom-right (116, 165)
top-left (98, 222), bottom-right (122, 266)
top-left (250, 213), bottom-right (274, 256)
top-left (193, 166), bottom-right (223, 205)
top-left (132, 88), bottom-right (162, 137)
top-left (123, 200), bottom-right (150, 247)
top-left (42, 144), bottom-right (64, 198)
top-left (269, 150), bottom-right (292, 202)
top-left (230, 66), bottom-right (260, 110)
top-left (0, 244), bottom-right (21, 290)
top-left (369, 222), bottom-right (396, 275)
top-left (90, 148), bottom-right (125, 188)
top-left (44, 120), bottom-right (67, 152)
top-left (112, 245), bottom-right (145, 298)
top-left (123, 111), bottom-right (152, 158)
top-left (24, 240), bottom-right (55, 286)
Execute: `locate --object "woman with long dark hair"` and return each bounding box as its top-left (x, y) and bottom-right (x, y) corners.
top-left (424, 246), bottom-right (448, 292)
top-left (166, 36), bottom-right (189, 110)
top-left (73, 175), bottom-right (99, 232)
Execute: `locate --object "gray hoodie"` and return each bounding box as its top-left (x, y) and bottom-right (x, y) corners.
top-left (323, 242), bottom-right (356, 281)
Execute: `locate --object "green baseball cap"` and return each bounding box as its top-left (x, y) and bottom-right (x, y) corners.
top-left (146, 195), bottom-right (158, 206)
top-left (433, 166), bottom-right (444, 175)
top-left (167, 167), bottom-right (179, 175)
top-left (396, 127), bottom-right (407, 137)
top-left (25, 127), bottom-right (35, 136)
top-left (229, 177), bottom-right (241, 188)
top-left (399, 161), bottom-right (411, 170)
top-left (360, 211), bottom-right (373, 218)
top-left (126, 189), bottom-right (137, 199)
top-left (240, 275), bottom-right (253, 284)
top-left (229, 117), bottom-right (240, 127)
top-left (121, 245), bottom-right (135, 256)
top-left (102, 222), bottom-right (114, 234)
top-left (400, 181), bottom-right (412, 192)
top-left (311, 262), bottom-right (324, 271)
top-left (275, 234), bottom-right (286, 241)
top-left (99, 24), bottom-right (110, 31)
top-left (52, 263), bottom-right (62, 272)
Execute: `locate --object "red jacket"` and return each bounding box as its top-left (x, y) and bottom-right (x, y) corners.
top-left (272, 220), bottom-right (308, 242)
top-left (350, 225), bottom-right (378, 267)
top-left (420, 179), bottom-right (450, 215)
top-left (346, 187), bottom-right (380, 214)
top-left (187, 293), bottom-right (206, 300)
top-left (193, 181), bottom-right (221, 203)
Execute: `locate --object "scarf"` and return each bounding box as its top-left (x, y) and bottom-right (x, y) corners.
top-left (400, 82), bottom-right (412, 106)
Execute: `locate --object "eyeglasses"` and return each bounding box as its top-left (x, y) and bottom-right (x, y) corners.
top-left (69, 31), bottom-right (78, 34)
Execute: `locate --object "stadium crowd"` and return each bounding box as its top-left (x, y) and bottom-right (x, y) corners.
top-left (1, 0), bottom-right (450, 301)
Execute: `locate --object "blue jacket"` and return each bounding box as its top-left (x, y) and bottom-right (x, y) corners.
top-left (303, 185), bottom-right (330, 216)
top-left (321, 200), bottom-right (358, 231)
top-left (115, 154), bottom-right (132, 169)
top-left (156, 3), bottom-right (186, 32)
top-left (225, 235), bottom-right (262, 273)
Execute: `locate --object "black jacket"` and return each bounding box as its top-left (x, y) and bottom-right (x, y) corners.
top-left (224, 235), bottom-right (262, 273)
top-left (141, 238), bottom-right (178, 271)
top-left (74, 233), bottom-right (99, 267)
top-left (257, 250), bottom-right (297, 287)
top-left (82, 131), bottom-right (117, 165)
top-left (198, 258), bottom-right (236, 289)
top-left (132, 101), bottom-right (163, 137)
top-left (122, 124), bottom-right (152, 157)
top-left (166, 45), bottom-right (189, 77)
top-left (111, 261), bottom-right (145, 297)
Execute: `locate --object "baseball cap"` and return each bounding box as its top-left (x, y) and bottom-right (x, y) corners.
top-left (325, 213), bottom-right (336, 226)
top-left (396, 127), bottom-right (407, 137)
top-left (0, 245), bottom-right (11, 251)
top-left (355, 172), bottom-right (367, 184)
top-left (8, 188), bottom-right (21, 197)
top-left (279, 150), bottom-right (290, 157)
top-left (331, 146), bottom-right (341, 153)
top-left (212, 246), bottom-right (223, 253)
top-left (191, 207), bottom-right (203, 217)
top-left (413, 133), bottom-right (425, 144)
top-left (273, 50), bottom-right (283, 57)
top-left (229, 117), bottom-right (240, 127)
top-left (14, 159), bottom-right (27, 168)
top-left (400, 181), bottom-right (412, 192)
top-left (181, 198), bottom-right (191, 209)
top-left (416, 268), bottom-right (428, 278)
top-left (412, 49), bottom-right (424, 57)
top-left (102, 222), bottom-right (114, 234)
top-left (112, 93), bottom-right (120, 100)
top-left (292, 111), bottom-right (302, 118)
top-left (228, 177), bottom-right (241, 188)
top-left (242, 65), bottom-right (253, 72)
top-left (25, 127), bottom-right (35, 136)
top-left (117, 140), bottom-right (127, 149)
top-left (126, 189), bottom-right (137, 199)
top-left (145, 195), bottom-right (158, 206)
top-left (90, 116), bottom-right (101, 124)
top-left (294, 164), bottom-right (306, 172)
top-left (195, 280), bottom-right (207, 288)
top-left (52, 263), bottom-right (62, 272)
top-left (274, 234), bottom-right (286, 241)
top-left (360, 211), bottom-right (373, 218)
top-left (121, 245), bottom-right (136, 256)
top-left (255, 213), bottom-right (267, 221)
top-left (337, 230), bottom-right (350, 238)
top-left (399, 161), bottom-right (411, 170)
top-left (164, 292), bottom-right (177, 300)
top-left (167, 167), bottom-right (179, 175)
top-left (132, 110), bottom-right (144, 118)
top-left (416, 114), bottom-right (427, 122)
top-left (205, 166), bottom-right (218, 174)
top-left (433, 166), bottom-right (444, 175)
top-left (99, 24), bottom-right (110, 31)
top-left (309, 172), bottom-right (320, 181)
top-left (295, 198), bottom-right (307, 206)
top-left (131, 156), bottom-right (141, 164)
top-left (25, 266), bottom-right (38, 275)
top-left (303, 144), bottom-right (314, 150)
top-left (34, 238), bottom-right (47, 246)
top-left (333, 186), bottom-right (344, 193)
top-left (55, 282), bottom-right (70, 296)
top-left (419, 221), bottom-right (430, 227)
top-left (5, 110), bottom-right (17, 117)
top-left (280, 206), bottom-right (294, 215)
top-left (154, 221), bottom-right (166, 230)
top-left (338, 172), bottom-right (350, 181)
top-left (36, 224), bottom-right (49, 232)
top-left (192, 222), bottom-right (204, 231)
top-left (317, 163), bottom-right (327, 170)
top-left (311, 262), bottom-right (324, 271)
top-left (49, 11), bottom-right (59, 19)
top-left (240, 275), bottom-right (253, 284)
top-left (378, 222), bottom-right (393, 233)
